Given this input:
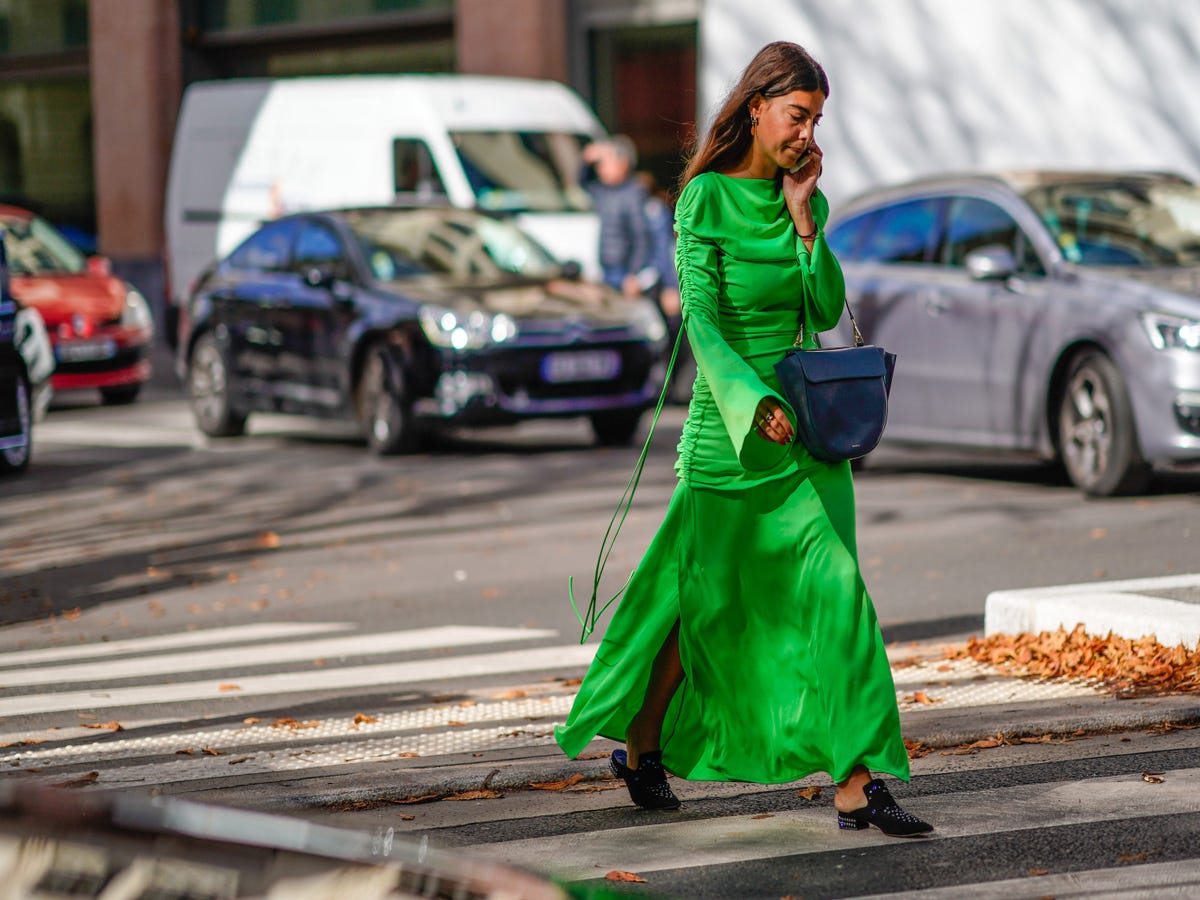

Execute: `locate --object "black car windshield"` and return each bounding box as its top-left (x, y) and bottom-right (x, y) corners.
top-left (1024, 178), bottom-right (1200, 267)
top-left (343, 209), bottom-right (562, 281)
top-left (450, 131), bottom-right (592, 213)
top-left (0, 215), bottom-right (86, 276)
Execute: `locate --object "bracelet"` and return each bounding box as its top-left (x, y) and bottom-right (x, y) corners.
top-left (797, 228), bottom-right (818, 240)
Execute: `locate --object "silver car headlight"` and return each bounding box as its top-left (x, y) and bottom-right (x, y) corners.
top-left (419, 306), bottom-right (518, 350)
top-left (629, 299), bottom-right (667, 343)
top-left (1141, 312), bottom-right (1200, 351)
top-left (121, 287), bottom-right (155, 335)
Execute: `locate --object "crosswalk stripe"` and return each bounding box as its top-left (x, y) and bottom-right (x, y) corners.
top-left (0, 625), bottom-right (557, 687)
top-left (0, 643), bottom-right (596, 717)
top-left (0, 622), bottom-right (352, 668)
top-left (469, 768), bottom-right (1200, 881)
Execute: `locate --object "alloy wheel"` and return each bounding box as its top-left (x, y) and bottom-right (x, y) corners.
top-left (0, 375), bottom-right (31, 472)
top-left (1061, 365), bottom-right (1111, 489)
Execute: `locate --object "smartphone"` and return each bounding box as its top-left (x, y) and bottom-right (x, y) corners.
top-left (789, 151), bottom-right (814, 174)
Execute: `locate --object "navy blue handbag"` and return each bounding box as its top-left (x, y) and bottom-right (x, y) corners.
top-left (773, 307), bottom-right (896, 462)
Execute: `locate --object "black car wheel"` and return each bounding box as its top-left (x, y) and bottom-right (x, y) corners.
top-left (0, 372), bottom-right (32, 474)
top-left (590, 409), bottom-right (643, 447)
top-left (100, 385), bottom-right (142, 406)
top-left (1057, 350), bottom-right (1149, 496)
top-left (356, 343), bottom-right (419, 455)
top-left (188, 332), bottom-right (247, 438)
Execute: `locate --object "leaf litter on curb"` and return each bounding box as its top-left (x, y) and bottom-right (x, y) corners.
top-left (605, 871), bottom-right (647, 883)
top-left (945, 624), bottom-right (1200, 696)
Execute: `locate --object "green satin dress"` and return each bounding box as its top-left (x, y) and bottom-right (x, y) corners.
top-left (555, 172), bottom-right (910, 785)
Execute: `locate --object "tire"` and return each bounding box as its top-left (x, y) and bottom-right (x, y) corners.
top-left (100, 384), bottom-right (141, 406)
top-left (187, 332), bottom-right (247, 438)
top-left (0, 372), bottom-right (32, 474)
top-left (356, 343), bottom-right (419, 455)
top-left (590, 409), bottom-right (643, 447)
top-left (1056, 350), bottom-right (1150, 496)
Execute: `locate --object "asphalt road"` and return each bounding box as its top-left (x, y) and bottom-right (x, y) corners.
top-left (5, 380), bottom-right (1198, 646)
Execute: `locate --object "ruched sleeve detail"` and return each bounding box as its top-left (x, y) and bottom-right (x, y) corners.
top-left (675, 182), bottom-right (792, 472)
top-left (795, 190), bottom-right (847, 335)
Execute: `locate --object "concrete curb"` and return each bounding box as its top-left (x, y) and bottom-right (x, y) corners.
top-left (985, 573), bottom-right (1200, 648)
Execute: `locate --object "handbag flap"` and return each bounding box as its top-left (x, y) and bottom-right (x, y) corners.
top-left (794, 346), bottom-right (888, 383)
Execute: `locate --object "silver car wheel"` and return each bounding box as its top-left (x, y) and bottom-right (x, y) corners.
top-left (355, 344), bottom-right (416, 455)
top-left (1, 375), bottom-right (31, 472)
top-left (1056, 351), bottom-right (1149, 496)
top-left (188, 333), bottom-right (247, 438)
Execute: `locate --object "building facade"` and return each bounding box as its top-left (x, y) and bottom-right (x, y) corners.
top-left (0, 0), bottom-right (698, 314)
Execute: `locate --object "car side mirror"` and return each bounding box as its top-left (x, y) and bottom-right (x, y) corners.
top-left (559, 260), bottom-right (583, 281)
top-left (86, 255), bottom-right (112, 276)
top-left (304, 265), bottom-right (337, 290)
top-left (964, 245), bottom-right (1017, 281)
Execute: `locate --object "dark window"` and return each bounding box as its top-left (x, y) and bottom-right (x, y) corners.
top-left (857, 198), bottom-right (943, 264)
top-left (226, 219), bottom-right (298, 272)
top-left (394, 139), bottom-right (447, 199)
top-left (826, 211), bottom-right (876, 261)
top-left (944, 197), bottom-right (1043, 275)
top-left (292, 220), bottom-right (351, 281)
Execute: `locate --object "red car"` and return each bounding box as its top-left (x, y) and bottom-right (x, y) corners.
top-left (0, 205), bottom-right (153, 404)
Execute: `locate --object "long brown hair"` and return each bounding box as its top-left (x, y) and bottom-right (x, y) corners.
top-left (679, 41), bottom-right (829, 191)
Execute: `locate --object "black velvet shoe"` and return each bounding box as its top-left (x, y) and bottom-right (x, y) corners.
top-left (610, 749), bottom-right (680, 810)
top-left (836, 779), bottom-right (932, 836)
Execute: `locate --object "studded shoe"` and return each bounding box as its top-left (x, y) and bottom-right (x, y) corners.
top-left (836, 779), bottom-right (932, 836)
top-left (610, 749), bottom-right (680, 810)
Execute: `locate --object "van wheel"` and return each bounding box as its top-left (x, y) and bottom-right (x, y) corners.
top-left (1056, 350), bottom-right (1149, 496)
top-left (0, 372), bottom-right (32, 474)
top-left (356, 343), bottom-right (419, 455)
top-left (188, 332), bottom-right (247, 437)
top-left (101, 385), bottom-right (141, 406)
top-left (591, 409), bottom-right (643, 447)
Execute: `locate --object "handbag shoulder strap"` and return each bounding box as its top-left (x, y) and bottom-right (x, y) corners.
top-left (568, 325), bottom-right (685, 643)
top-left (796, 292), bottom-right (864, 348)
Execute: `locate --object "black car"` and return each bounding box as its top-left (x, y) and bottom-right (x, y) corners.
top-left (178, 207), bottom-right (668, 452)
top-left (0, 230), bottom-right (32, 474)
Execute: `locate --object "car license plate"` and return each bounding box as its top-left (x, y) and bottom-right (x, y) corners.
top-left (541, 350), bottom-right (622, 383)
top-left (56, 338), bottom-right (117, 363)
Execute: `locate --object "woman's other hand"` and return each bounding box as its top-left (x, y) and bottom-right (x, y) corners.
top-left (755, 398), bottom-right (794, 445)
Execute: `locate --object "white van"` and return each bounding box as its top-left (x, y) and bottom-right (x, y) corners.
top-left (164, 74), bottom-right (607, 321)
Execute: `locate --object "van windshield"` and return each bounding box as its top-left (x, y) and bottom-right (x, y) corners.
top-left (451, 132), bottom-right (593, 214)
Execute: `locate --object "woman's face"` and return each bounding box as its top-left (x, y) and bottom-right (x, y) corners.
top-left (749, 89), bottom-right (825, 172)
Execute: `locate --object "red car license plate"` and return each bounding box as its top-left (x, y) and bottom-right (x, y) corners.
top-left (56, 338), bottom-right (117, 363)
top-left (541, 350), bottom-right (622, 383)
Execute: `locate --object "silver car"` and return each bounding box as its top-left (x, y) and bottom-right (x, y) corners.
top-left (825, 171), bottom-right (1200, 496)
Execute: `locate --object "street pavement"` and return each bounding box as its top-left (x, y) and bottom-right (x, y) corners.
top-left (1, 617), bottom-right (1198, 897)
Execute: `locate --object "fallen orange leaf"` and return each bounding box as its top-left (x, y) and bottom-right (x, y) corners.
top-left (218, 684), bottom-right (241, 692)
top-left (605, 871), bottom-right (647, 883)
top-left (81, 721), bottom-right (123, 732)
top-left (445, 789), bottom-right (503, 801)
top-left (529, 774), bottom-right (584, 791)
top-left (796, 786), bottom-right (822, 801)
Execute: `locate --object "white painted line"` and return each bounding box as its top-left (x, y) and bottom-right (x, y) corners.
top-left (0, 643), bottom-right (597, 717)
top-left (854, 858), bottom-right (1200, 899)
top-left (0, 626), bottom-right (558, 687)
top-left (4, 695), bottom-right (578, 769)
top-left (472, 768), bottom-right (1200, 880)
top-left (0, 623), bottom-right (352, 668)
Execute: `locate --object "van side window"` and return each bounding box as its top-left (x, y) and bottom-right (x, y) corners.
top-left (394, 140), bottom-right (447, 201)
top-left (225, 220), bottom-right (298, 273)
top-left (292, 220), bottom-right (351, 281)
top-left (944, 197), bottom-right (1044, 275)
top-left (857, 198), bottom-right (944, 264)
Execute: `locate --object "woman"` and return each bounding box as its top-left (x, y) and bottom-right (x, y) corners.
top-left (556, 42), bottom-right (931, 837)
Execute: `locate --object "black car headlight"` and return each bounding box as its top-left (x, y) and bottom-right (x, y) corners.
top-left (419, 306), bottom-right (518, 349)
top-left (629, 299), bottom-right (667, 343)
top-left (1142, 312), bottom-right (1200, 351)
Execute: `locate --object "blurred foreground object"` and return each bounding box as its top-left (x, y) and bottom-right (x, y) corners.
top-left (0, 783), bottom-right (570, 900)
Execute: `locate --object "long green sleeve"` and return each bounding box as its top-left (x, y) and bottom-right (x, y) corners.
top-left (672, 172), bottom-right (848, 487)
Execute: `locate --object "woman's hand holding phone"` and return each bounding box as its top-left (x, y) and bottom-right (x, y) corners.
top-left (782, 142), bottom-right (822, 239)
